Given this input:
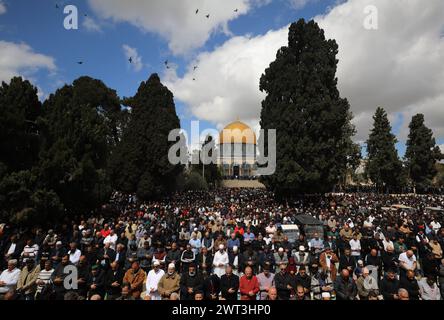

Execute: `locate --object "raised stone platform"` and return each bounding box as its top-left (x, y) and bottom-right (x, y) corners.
top-left (221, 179), bottom-right (266, 189)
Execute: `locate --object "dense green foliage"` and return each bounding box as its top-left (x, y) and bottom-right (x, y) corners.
top-left (259, 19), bottom-right (359, 195)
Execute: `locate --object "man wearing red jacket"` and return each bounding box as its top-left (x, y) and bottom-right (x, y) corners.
top-left (239, 266), bottom-right (259, 300)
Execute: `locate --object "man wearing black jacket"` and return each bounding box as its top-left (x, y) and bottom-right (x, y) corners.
top-left (86, 265), bottom-right (105, 299)
top-left (338, 248), bottom-right (356, 273)
top-left (76, 256), bottom-right (90, 298)
top-left (165, 242), bottom-right (181, 271)
top-left (399, 270), bottom-right (420, 300)
top-left (97, 243), bottom-right (116, 271)
top-left (274, 263), bottom-right (293, 300)
top-left (334, 269), bottom-right (357, 300)
top-left (180, 264), bottom-right (204, 300)
top-left (380, 269), bottom-right (400, 300)
top-left (203, 273), bottom-right (221, 300)
top-left (105, 261), bottom-right (124, 300)
top-left (220, 265), bottom-right (239, 300)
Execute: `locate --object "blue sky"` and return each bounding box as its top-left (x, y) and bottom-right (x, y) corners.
top-left (1, 0), bottom-right (443, 157)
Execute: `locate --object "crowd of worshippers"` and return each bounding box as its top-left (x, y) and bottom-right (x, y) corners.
top-left (0, 189), bottom-right (444, 301)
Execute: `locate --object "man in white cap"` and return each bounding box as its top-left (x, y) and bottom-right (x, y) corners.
top-left (213, 244), bottom-right (229, 277)
top-left (158, 263), bottom-right (181, 300)
top-left (229, 246), bottom-right (241, 276)
top-left (274, 247), bottom-right (289, 266)
top-left (293, 246), bottom-right (310, 271)
top-left (146, 260), bottom-right (165, 300)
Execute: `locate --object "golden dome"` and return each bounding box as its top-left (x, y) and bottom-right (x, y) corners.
top-left (219, 120), bottom-right (257, 145)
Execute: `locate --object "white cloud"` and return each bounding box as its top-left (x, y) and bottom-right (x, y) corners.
top-left (167, 0), bottom-right (444, 145)
top-left (165, 28), bottom-right (288, 131)
top-left (315, 0), bottom-right (444, 141)
top-left (288, 0), bottom-right (317, 10)
top-left (122, 44), bottom-right (143, 72)
top-left (82, 16), bottom-right (103, 33)
top-left (87, 0), bottom-right (270, 55)
top-left (0, 1), bottom-right (6, 15)
top-left (0, 41), bottom-right (56, 83)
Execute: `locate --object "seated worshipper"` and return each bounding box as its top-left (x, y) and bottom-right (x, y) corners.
top-left (212, 244), bottom-right (229, 278)
top-left (203, 273), bottom-right (221, 301)
top-left (292, 246), bottom-right (311, 271)
top-left (35, 260), bottom-right (55, 300)
top-left (158, 263), bottom-right (181, 300)
top-left (180, 244), bottom-right (196, 273)
top-left (381, 245), bottom-right (399, 274)
top-left (189, 232), bottom-right (202, 256)
top-left (418, 275), bottom-right (442, 300)
top-left (16, 258), bottom-right (40, 300)
top-left (50, 255), bottom-right (73, 300)
top-left (180, 264), bottom-right (204, 300)
top-left (398, 250), bottom-right (417, 280)
top-left (21, 239), bottom-right (39, 263)
top-left (197, 246), bottom-right (213, 275)
top-left (294, 266), bottom-right (311, 296)
top-left (0, 260), bottom-right (21, 299)
top-left (243, 246), bottom-right (259, 274)
top-left (356, 267), bottom-right (379, 300)
top-left (399, 269), bottom-right (420, 300)
top-left (152, 247), bottom-right (167, 266)
top-left (86, 265), bottom-right (105, 299)
top-left (380, 269), bottom-right (400, 300)
top-left (123, 261), bottom-right (146, 299)
top-left (273, 247), bottom-right (289, 267)
top-left (257, 264), bottom-right (275, 300)
top-left (76, 256), bottom-right (90, 298)
top-left (259, 245), bottom-right (275, 273)
top-left (308, 233), bottom-right (325, 255)
top-left (228, 246), bottom-right (243, 276)
top-left (97, 243), bottom-right (116, 271)
top-left (201, 231), bottom-right (215, 252)
top-left (334, 269), bottom-right (357, 300)
top-left (105, 261), bottom-right (124, 300)
top-left (339, 248), bottom-right (356, 274)
top-left (125, 242), bottom-right (139, 270)
top-left (239, 266), bottom-right (260, 300)
top-left (274, 262), bottom-right (293, 300)
top-left (138, 241), bottom-right (154, 272)
top-left (116, 285), bottom-right (135, 301)
top-left (319, 247), bottom-right (339, 281)
top-left (67, 242), bottom-right (81, 266)
top-left (227, 233), bottom-right (240, 252)
top-left (220, 265), bottom-right (240, 300)
top-left (145, 260), bottom-right (165, 300)
top-left (165, 242), bottom-right (181, 271)
top-left (311, 269), bottom-right (334, 300)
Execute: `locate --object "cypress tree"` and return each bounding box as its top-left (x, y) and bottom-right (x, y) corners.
top-left (259, 19), bottom-right (358, 195)
top-left (405, 114), bottom-right (443, 192)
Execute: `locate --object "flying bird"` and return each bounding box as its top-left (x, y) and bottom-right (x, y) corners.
top-left (234, 9), bottom-right (238, 12)
top-left (129, 57), bottom-right (133, 64)
top-left (206, 14), bottom-right (210, 19)
top-left (164, 60), bottom-right (168, 65)
top-left (77, 61), bottom-right (83, 65)
top-left (195, 9), bottom-right (199, 14)
top-left (193, 78), bottom-right (196, 81)
top-left (193, 66), bottom-right (198, 71)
